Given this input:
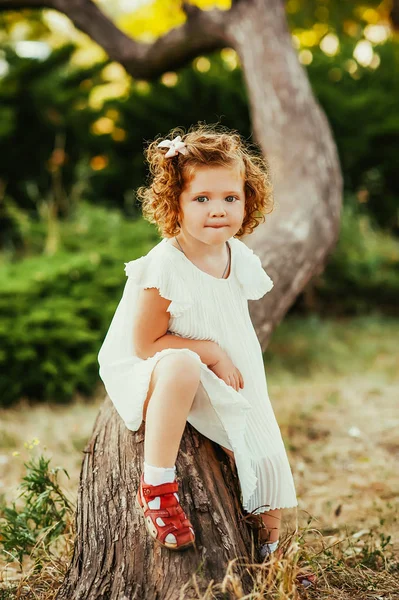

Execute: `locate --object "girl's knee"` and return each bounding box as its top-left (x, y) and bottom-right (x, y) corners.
top-left (143, 352), bottom-right (201, 421)
top-left (156, 352), bottom-right (201, 386)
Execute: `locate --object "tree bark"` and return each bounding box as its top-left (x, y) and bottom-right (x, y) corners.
top-left (56, 398), bottom-right (258, 600)
top-left (0, 0), bottom-right (343, 597)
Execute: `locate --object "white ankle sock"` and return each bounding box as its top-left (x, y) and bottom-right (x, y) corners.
top-left (260, 539), bottom-right (279, 558)
top-left (143, 461), bottom-right (176, 486)
top-left (142, 461), bottom-right (180, 544)
top-left (143, 462), bottom-right (178, 502)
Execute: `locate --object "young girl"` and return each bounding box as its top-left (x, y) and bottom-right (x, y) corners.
top-left (98, 124), bottom-right (298, 558)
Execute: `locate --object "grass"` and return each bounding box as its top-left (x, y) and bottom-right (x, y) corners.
top-left (0, 315), bottom-right (398, 598)
top-left (264, 312), bottom-right (398, 382)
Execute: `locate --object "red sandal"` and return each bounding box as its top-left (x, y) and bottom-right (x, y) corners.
top-left (135, 473), bottom-right (195, 550)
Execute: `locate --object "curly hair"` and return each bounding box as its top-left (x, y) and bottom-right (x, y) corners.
top-left (136, 122), bottom-right (274, 239)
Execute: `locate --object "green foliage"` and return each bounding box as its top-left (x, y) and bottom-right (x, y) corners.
top-left (0, 3), bottom-right (398, 249)
top-left (1, 38), bottom-right (399, 242)
top-left (0, 44), bottom-right (105, 214)
top-left (71, 49), bottom-right (250, 212)
top-left (317, 200), bottom-right (399, 312)
top-left (0, 449), bottom-right (73, 569)
top-left (0, 45), bottom-right (249, 225)
top-left (0, 202), bottom-right (159, 407)
top-left (286, 0), bottom-right (385, 34)
top-left (265, 312), bottom-right (399, 381)
top-left (306, 39), bottom-right (399, 231)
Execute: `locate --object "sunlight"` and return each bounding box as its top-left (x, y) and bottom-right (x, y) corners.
top-left (194, 56), bottom-right (211, 72)
top-left (221, 48), bottom-right (239, 70)
top-left (14, 41), bottom-right (51, 60)
top-left (320, 33), bottom-right (340, 57)
top-left (0, 58), bottom-right (9, 78)
top-left (364, 24), bottom-right (391, 44)
top-left (299, 49), bottom-right (313, 65)
top-left (353, 40), bottom-right (374, 67)
top-left (161, 72), bottom-right (179, 86)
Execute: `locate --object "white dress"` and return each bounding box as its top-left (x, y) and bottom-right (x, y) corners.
top-left (98, 236), bottom-right (298, 515)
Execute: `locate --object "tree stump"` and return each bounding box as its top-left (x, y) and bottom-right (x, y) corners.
top-left (56, 397), bottom-right (260, 600)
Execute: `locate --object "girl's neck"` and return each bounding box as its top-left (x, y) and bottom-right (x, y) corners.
top-left (173, 233), bottom-right (227, 259)
top-left (169, 235), bottom-right (231, 279)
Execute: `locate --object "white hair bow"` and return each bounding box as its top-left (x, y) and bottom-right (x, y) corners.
top-left (157, 135), bottom-right (188, 158)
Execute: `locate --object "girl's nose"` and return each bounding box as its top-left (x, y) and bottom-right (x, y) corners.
top-left (210, 202), bottom-right (227, 216)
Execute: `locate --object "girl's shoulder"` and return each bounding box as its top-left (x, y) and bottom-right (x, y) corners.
top-left (123, 239), bottom-right (193, 318)
top-left (123, 239), bottom-right (167, 279)
top-left (123, 236), bottom-right (274, 303)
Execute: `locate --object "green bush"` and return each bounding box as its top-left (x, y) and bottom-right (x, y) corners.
top-left (315, 200), bottom-right (399, 313)
top-left (0, 203), bottom-right (159, 407)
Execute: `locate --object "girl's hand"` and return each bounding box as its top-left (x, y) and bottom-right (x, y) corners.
top-left (208, 351), bottom-right (244, 391)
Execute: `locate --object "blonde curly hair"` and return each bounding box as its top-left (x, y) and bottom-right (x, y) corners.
top-left (136, 122), bottom-right (274, 239)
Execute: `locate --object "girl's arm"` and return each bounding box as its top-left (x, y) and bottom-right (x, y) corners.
top-left (133, 287), bottom-right (222, 367)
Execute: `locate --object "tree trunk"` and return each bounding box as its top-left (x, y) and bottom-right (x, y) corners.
top-left (0, 0), bottom-right (343, 597)
top-left (56, 398), bottom-right (258, 600)
top-left (225, 0), bottom-right (342, 347)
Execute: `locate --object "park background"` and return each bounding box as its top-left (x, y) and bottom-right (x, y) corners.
top-left (0, 0), bottom-right (398, 598)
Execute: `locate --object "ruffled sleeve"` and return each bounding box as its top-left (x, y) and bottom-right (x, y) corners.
top-left (234, 239), bottom-right (274, 300)
top-left (124, 250), bottom-right (193, 318)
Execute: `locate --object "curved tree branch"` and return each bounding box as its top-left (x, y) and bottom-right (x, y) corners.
top-left (0, 0), bottom-right (231, 78)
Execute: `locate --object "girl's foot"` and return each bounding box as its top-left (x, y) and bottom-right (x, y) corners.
top-left (259, 538), bottom-right (279, 559)
top-left (136, 473), bottom-right (195, 550)
top-left (296, 572), bottom-right (317, 588)
top-left (258, 537), bottom-right (317, 588)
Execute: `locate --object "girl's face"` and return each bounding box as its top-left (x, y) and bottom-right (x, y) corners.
top-left (178, 165), bottom-right (245, 245)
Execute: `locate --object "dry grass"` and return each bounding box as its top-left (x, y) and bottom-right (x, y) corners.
top-left (0, 317), bottom-right (398, 599)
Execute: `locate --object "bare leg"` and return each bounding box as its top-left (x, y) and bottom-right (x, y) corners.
top-left (220, 445), bottom-right (281, 543)
top-left (139, 353), bottom-right (200, 548)
top-left (259, 509), bottom-right (281, 543)
top-left (143, 353), bottom-right (201, 467)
